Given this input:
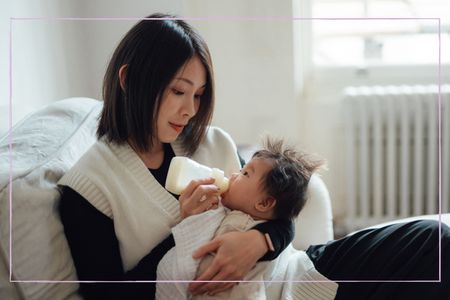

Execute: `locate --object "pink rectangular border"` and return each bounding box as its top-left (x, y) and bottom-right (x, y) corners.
top-left (8, 16), bottom-right (443, 284)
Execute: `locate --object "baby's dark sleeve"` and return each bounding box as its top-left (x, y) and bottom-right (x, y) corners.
top-left (252, 219), bottom-right (295, 261)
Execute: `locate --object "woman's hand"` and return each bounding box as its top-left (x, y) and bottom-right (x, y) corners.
top-left (188, 229), bottom-right (268, 296)
top-left (179, 178), bottom-right (221, 219)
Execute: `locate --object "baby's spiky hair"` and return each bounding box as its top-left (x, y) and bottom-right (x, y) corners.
top-left (252, 137), bottom-right (325, 220)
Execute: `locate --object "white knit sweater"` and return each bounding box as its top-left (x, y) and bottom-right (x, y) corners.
top-left (58, 126), bottom-right (241, 271)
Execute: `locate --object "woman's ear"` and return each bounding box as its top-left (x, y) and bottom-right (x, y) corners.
top-left (118, 64), bottom-right (128, 91)
top-left (255, 196), bottom-right (276, 213)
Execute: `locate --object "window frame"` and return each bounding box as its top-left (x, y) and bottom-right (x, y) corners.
top-left (296, 0), bottom-right (450, 98)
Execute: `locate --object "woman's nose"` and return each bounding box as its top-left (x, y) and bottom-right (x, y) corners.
top-left (181, 96), bottom-right (197, 118)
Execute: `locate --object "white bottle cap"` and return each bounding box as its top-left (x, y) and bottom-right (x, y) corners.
top-left (211, 168), bottom-right (230, 193)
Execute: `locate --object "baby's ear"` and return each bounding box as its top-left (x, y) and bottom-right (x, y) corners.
top-left (256, 196), bottom-right (276, 212)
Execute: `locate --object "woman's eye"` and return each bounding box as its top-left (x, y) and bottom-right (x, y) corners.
top-left (172, 89), bottom-right (184, 96)
top-left (194, 94), bottom-right (202, 100)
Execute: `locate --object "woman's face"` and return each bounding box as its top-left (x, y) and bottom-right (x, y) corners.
top-left (156, 56), bottom-right (207, 144)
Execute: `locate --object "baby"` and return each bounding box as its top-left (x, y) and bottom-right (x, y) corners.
top-left (156, 138), bottom-right (329, 300)
top-left (222, 137), bottom-right (324, 221)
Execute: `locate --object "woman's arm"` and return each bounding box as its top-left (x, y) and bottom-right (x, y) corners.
top-left (59, 187), bottom-right (173, 300)
top-left (253, 218), bottom-right (295, 261)
top-left (188, 220), bottom-right (294, 295)
top-left (188, 229), bottom-right (268, 295)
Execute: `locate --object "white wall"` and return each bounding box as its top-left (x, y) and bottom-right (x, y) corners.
top-left (1, 0), bottom-right (83, 134)
top-left (184, 0), bottom-right (300, 147)
top-left (3, 0), bottom-right (298, 145)
top-left (1, 0), bottom-right (183, 135)
top-left (72, 0), bottom-right (184, 101)
top-left (1, 0), bottom-right (303, 146)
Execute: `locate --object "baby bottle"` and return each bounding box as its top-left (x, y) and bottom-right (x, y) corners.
top-left (165, 157), bottom-right (229, 195)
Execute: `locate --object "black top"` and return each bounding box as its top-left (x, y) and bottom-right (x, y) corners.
top-left (59, 144), bottom-right (294, 300)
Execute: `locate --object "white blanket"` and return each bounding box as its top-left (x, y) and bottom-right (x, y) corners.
top-left (156, 208), bottom-right (338, 300)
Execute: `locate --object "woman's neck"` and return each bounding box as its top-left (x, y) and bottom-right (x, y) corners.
top-left (130, 140), bottom-right (165, 169)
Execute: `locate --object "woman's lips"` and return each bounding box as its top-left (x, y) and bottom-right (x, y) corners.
top-left (169, 122), bottom-right (185, 133)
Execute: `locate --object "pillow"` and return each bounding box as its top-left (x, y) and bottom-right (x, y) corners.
top-left (0, 98), bottom-right (102, 300)
top-left (292, 174), bottom-right (334, 250)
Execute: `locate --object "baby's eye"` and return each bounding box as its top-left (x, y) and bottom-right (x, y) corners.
top-left (240, 169), bottom-right (249, 177)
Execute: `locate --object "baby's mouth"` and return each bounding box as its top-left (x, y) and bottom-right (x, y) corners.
top-left (220, 190), bottom-right (229, 202)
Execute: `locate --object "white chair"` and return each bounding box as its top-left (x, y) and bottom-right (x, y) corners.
top-left (293, 174), bottom-right (334, 250)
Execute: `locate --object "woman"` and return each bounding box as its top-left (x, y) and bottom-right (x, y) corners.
top-left (58, 13), bottom-right (293, 299)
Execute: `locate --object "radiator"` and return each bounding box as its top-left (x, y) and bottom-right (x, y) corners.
top-left (344, 85), bottom-right (450, 230)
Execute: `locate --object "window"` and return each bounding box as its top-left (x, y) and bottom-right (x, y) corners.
top-left (312, 0), bottom-right (450, 67)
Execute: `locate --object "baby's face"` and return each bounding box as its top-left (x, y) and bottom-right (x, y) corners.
top-left (221, 157), bottom-right (272, 214)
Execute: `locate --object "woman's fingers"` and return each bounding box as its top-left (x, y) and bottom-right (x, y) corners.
top-left (188, 260), bottom-right (221, 294)
top-left (189, 240), bottom-right (221, 293)
top-left (180, 195), bottom-right (219, 219)
top-left (206, 282), bottom-right (236, 296)
top-left (179, 179), bottom-right (221, 219)
top-left (188, 186), bottom-right (220, 213)
top-left (189, 184), bottom-right (220, 205)
top-left (189, 231), bottom-right (265, 295)
top-left (191, 281), bottom-right (237, 296)
top-left (190, 269), bottom-right (238, 296)
top-left (192, 239), bottom-right (221, 259)
top-left (182, 178), bottom-right (215, 197)
top-left (189, 198), bottom-right (219, 216)
top-left (209, 203), bottom-right (219, 210)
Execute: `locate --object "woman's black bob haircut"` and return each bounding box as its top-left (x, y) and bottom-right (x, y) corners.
top-left (97, 13), bottom-right (214, 155)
